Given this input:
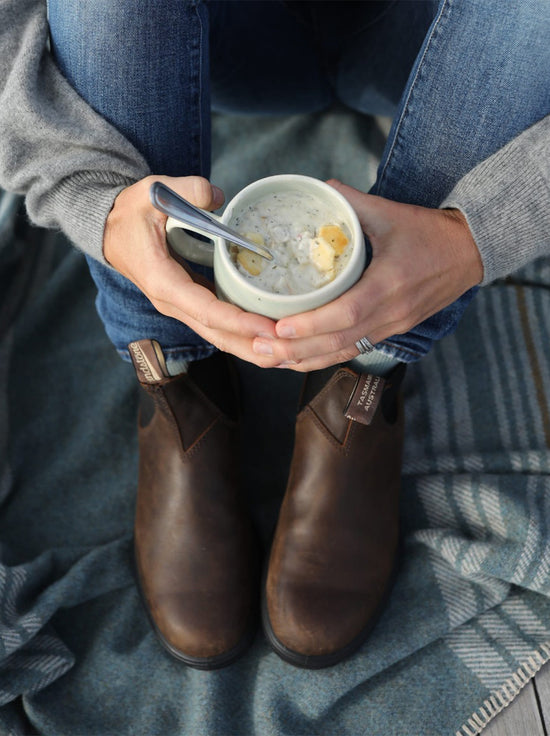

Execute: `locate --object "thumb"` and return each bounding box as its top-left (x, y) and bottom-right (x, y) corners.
top-left (156, 174), bottom-right (226, 212)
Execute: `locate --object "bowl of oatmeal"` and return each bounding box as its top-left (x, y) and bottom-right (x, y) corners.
top-left (166, 174), bottom-right (366, 319)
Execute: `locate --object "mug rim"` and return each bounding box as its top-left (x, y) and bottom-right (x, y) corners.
top-left (217, 174), bottom-right (365, 305)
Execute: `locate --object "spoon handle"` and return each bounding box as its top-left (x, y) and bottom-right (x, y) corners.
top-left (150, 181), bottom-right (273, 261)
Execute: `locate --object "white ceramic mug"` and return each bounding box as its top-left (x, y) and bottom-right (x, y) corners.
top-left (166, 174), bottom-right (366, 320)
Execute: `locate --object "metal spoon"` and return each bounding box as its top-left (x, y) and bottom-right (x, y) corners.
top-left (150, 181), bottom-right (274, 261)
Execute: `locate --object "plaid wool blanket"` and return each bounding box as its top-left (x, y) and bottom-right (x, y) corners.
top-left (0, 110), bottom-right (549, 735)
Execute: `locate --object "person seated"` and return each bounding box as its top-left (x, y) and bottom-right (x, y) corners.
top-left (0, 0), bottom-right (548, 670)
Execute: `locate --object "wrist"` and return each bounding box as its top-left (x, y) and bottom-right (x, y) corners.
top-left (442, 207), bottom-right (484, 288)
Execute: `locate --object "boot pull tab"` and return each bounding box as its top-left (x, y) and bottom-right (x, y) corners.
top-left (344, 373), bottom-right (386, 426)
top-left (128, 340), bottom-right (170, 385)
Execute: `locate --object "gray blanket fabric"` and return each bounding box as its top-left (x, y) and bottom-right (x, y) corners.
top-left (1, 109), bottom-right (550, 736)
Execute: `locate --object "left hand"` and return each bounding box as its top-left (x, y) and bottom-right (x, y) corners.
top-left (103, 175), bottom-right (278, 366)
top-left (252, 179), bottom-right (484, 372)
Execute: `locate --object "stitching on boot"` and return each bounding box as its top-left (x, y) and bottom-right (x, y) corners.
top-left (302, 406), bottom-right (352, 455)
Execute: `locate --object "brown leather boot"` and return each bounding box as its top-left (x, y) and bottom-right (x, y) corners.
top-left (262, 363), bottom-right (406, 669)
top-left (128, 339), bottom-right (259, 670)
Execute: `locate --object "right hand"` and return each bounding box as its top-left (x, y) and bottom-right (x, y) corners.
top-left (252, 180), bottom-right (484, 372)
top-left (103, 175), bottom-right (278, 364)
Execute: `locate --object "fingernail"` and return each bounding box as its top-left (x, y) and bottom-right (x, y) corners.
top-left (253, 341), bottom-right (273, 356)
top-left (212, 185), bottom-right (224, 203)
top-left (277, 325), bottom-right (296, 338)
top-left (257, 332), bottom-right (274, 339)
top-left (275, 360), bottom-right (298, 369)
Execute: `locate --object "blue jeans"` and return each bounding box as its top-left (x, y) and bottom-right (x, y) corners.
top-left (47, 0), bottom-right (550, 364)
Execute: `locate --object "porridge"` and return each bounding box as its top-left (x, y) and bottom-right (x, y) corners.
top-left (228, 190), bottom-right (353, 295)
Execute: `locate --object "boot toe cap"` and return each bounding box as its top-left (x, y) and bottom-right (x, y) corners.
top-left (149, 591), bottom-right (256, 668)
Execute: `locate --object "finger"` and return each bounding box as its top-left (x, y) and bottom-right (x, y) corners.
top-left (172, 309), bottom-right (282, 369)
top-left (168, 253), bottom-right (217, 292)
top-left (144, 256), bottom-right (278, 340)
top-left (253, 326), bottom-right (366, 365)
top-left (273, 345), bottom-right (359, 373)
top-left (154, 274), bottom-right (278, 339)
top-left (274, 270), bottom-right (389, 342)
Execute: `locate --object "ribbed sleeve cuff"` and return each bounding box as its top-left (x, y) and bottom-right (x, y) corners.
top-left (441, 120), bottom-right (550, 286)
top-left (29, 170), bottom-right (140, 266)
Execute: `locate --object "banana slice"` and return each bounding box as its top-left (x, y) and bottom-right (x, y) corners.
top-left (318, 224), bottom-right (349, 255)
top-left (237, 249), bottom-right (264, 276)
top-left (236, 232), bottom-right (265, 276)
top-left (237, 233), bottom-right (265, 276)
top-left (310, 236), bottom-right (335, 273)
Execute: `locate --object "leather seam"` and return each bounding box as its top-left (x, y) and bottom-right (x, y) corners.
top-left (305, 370), bottom-right (357, 453)
top-left (183, 416), bottom-right (228, 459)
top-left (146, 386), bottom-right (199, 459)
top-left (187, 379), bottom-right (227, 422)
top-left (146, 388), bottom-right (189, 459)
top-left (303, 406), bottom-right (352, 455)
top-left (311, 369), bottom-right (356, 408)
top-left (152, 379), bottom-right (236, 459)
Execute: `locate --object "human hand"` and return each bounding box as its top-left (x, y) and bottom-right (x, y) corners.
top-left (252, 179), bottom-right (484, 372)
top-left (103, 175), bottom-right (277, 363)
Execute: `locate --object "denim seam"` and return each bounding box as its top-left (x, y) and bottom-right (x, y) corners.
top-left (189, 3), bottom-right (203, 176)
top-left (196, 1), bottom-right (206, 176)
top-left (376, 0), bottom-right (451, 197)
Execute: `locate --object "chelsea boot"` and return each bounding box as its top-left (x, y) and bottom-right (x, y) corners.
top-left (129, 339), bottom-right (259, 670)
top-left (263, 363), bottom-right (406, 669)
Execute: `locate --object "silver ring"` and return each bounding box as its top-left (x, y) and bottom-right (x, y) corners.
top-left (355, 336), bottom-right (375, 355)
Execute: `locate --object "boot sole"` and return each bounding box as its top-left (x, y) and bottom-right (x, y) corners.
top-left (151, 610), bottom-right (258, 671)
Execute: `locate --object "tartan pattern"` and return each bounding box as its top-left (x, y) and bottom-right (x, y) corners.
top-left (1, 208), bottom-right (550, 734)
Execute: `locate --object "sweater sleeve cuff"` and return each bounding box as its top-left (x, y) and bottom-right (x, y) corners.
top-left (440, 121), bottom-right (550, 286)
top-left (26, 170), bottom-right (141, 267)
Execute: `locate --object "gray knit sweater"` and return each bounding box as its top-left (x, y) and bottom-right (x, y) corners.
top-left (0, 0), bottom-right (548, 286)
